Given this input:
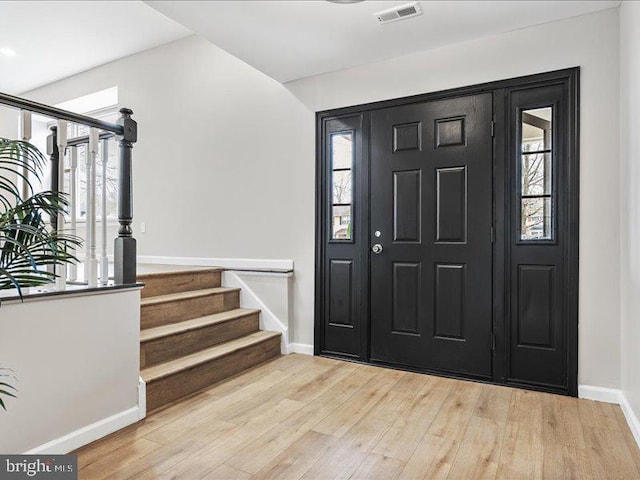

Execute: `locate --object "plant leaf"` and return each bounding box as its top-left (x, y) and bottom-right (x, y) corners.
top-left (0, 139), bottom-right (83, 296)
top-left (0, 390), bottom-right (16, 398)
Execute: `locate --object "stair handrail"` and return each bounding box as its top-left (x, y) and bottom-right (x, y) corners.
top-left (0, 92), bottom-right (123, 134)
top-left (0, 91), bottom-right (138, 287)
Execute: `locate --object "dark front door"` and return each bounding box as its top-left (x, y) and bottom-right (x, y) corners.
top-left (316, 69), bottom-right (580, 396)
top-left (369, 93), bottom-right (494, 377)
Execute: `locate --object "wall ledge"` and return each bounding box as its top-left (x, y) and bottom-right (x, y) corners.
top-left (138, 255), bottom-right (293, 272)
top-left (0, 283), bottom-right (142, 305)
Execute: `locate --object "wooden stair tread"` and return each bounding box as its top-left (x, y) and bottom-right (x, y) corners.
top-left (141, 287), bottom-right (240, 306)
top-left (137, 267), bottom-right (223, 281)
top-left (141, 331), bottom-right (281, 383)
top-left (141, 308), bottom-right (260, 342)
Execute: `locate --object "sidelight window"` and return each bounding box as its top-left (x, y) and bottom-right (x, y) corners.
top-left (330, 132), bottom-right (354, 240)
top-left (519, 107), bottom-right (553, 241)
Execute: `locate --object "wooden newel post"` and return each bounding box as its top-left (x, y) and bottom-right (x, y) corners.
top-left (114, 107), bottom-right (137, 285)
top-left (46, 126), bottom-right (59, 231)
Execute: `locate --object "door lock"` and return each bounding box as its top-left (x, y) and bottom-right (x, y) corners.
top-left (372, 244), bottom-right (383, 254)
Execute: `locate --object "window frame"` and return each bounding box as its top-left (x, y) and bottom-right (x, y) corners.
top-left (328, 130), bottom-right (355, 243)
top-left (516, 104), bottom-right (557, 244)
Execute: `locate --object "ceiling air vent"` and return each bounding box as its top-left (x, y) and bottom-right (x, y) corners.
top-left (374, 2), bottom-right (422, 24)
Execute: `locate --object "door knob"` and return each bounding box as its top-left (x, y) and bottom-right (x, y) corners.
top-left (372, 244), bottom-right (383, 254)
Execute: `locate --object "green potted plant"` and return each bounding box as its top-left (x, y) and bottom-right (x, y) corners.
top-left (0, 137), bottom-right (82, 411)
top-left (0, 138), bottom-right (81, 296)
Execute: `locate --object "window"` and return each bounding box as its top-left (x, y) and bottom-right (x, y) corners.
top-left (23, 88), bottom-right (121, 224)
top-left (330, 132), bottom-right (354, 240)
top-left (519, 107), bottom-right (553, 241)
top-left (61, 109), bottom-right (119, 222)
top-left (23, 87), bottom-right (122, 223)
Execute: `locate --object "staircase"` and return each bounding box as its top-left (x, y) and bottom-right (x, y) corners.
top-left (137, 268), bottom-right (282, 412)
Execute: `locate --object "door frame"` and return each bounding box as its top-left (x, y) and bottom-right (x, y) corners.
top-left (314, 67), bottom-right (579, 396)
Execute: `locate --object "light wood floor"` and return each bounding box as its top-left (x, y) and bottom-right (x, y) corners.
top-left (76, 354), bottom-right (640, 480)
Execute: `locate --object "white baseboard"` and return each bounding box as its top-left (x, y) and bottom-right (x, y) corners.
top-left (579, 384), bottom-right (640, 450)
top-left (620, 393), bottom-right (640, 449)
top-left (138, 255), bottom-right (293, 272)
top-left (138, 377), bottom-right (147, 420)
top-left (579, 384), bottom-right (623, 404)
top-left (24, 406), bottom-right (141, 454)
top-left (289, 343), bottom-right (314, 355)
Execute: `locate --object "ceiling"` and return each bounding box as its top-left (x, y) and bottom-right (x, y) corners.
top-left (0, 1), bottom-right (191, 94)
top-left (0, 1), bottom-right (621, 95)
top-left (146, 0), bottom-right (620, 83)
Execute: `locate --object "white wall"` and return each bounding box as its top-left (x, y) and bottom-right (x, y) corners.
top-left (0, 110), bottom-right (17, 138)
top-left (223, 270), bottom-right (293, 353)
top-left (287, 9), bottom-right (621, 388)
top-left (22, 36), bottom-right (316, 347)
top-left (20, 9), bottom-right (622, 390)
top-left (620, 0), bottom-right (640, 434)
top-left (237, 272), bottom-right (292, 332)
top-left (0, 288), bottom-right (141, 453)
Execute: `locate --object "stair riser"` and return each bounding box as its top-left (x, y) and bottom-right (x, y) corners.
top-left (146, 335), bottom-right (281, 412)
top-left (141, 313), bottom-right (260, 368)
top-left (141, 290), bottom-right (240, 329)
top-left (140, 271), bottom-right (222, 298)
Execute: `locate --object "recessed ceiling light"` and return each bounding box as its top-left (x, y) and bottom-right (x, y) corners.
top-left (0, 47), bottom-right (16, 57)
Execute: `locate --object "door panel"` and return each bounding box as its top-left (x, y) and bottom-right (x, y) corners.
top-left (393, 170), bottom-right (421, 242)
top-left (369, 93), bottom-right (494, 377)
top-left (320, 114), bottom-right (367, 358)
top-left (392, 262), bottom-right (421, 334)
top-left (517, 265), bottom-right (555, 348)
top-left (507, 84), bottom-right (568, 390)
top-left (328, 259), bottom-right (354, 327)
top-left (436, 166), bottom-right (467, 242)
top-left (434, 263), bottom-right (466, 339)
